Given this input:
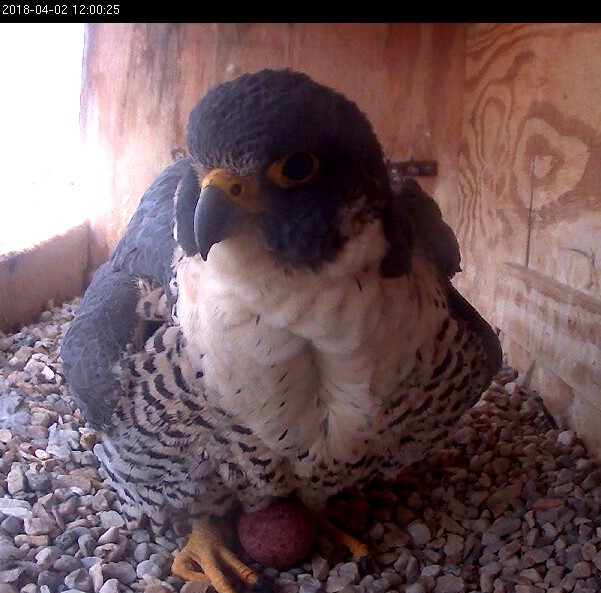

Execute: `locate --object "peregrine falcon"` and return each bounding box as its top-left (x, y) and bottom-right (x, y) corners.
top-left (61, 69), bottom-right (502, 592)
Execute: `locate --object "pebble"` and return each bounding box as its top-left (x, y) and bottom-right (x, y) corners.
top-left (98, 581), bottom-right (120, 593)
top-left (406, 521), bottom-right (431, 547)
top-left (1, 301), bottom-right (601, 592)
top-left (99, 510), bottom-right (125, 529)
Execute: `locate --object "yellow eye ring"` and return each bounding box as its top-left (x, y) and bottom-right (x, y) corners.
top-left (266, 152), bottom-right (319, 188)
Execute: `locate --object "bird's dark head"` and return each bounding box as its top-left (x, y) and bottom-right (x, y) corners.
top-left (176, 69), bottom-right (402, 271)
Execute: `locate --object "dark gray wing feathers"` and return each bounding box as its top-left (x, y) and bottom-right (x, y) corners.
top-left (61, 263), bottom-right (139, 428)
top-left (389, 176), bottom-right (502, 382)
top-left (61, 158), bottom-right (195, 428)
top-left (111, 157), bottom-right (194, 296)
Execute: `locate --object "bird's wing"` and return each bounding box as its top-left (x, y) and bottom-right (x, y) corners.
top-left (386, 176), bottom-right (502, 382)
top-left (61, 157), bottom-right (194, 428)
top-left (111, 157), bottom-right (193, 293)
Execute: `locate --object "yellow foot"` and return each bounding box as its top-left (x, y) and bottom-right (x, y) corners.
top-left (172, 516), bottom-right (261, 593)
top-left (317, 516), bottom-right (372, 574)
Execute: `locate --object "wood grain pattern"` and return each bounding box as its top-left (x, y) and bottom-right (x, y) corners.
top-left (457, 24), bottom-right (601, 456)
top-left (456, 23), bottom-right (601, 314)
top-left (497, 262), bottom-right (601, 453)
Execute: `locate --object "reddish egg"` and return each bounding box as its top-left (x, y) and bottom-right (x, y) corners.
top-left (237, 500), bottom-right (317, 568)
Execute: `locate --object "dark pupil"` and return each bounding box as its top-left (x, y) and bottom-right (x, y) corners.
top-left (282, 152), bottom-right (314, 181)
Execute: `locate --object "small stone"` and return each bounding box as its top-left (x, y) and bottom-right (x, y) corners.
top-left (444, 534), bottom-right (464, 563)
top-left (421, 564), bottom-right (442, 577)
top-left (180, 582), bottom-right (212, 593)
top-left (6, 466), bottom-right (26, 495)
top-left (0, 498), bottom-right (32, 519)
top-left (570, 561), bottom-right (592, 578)
top-left (369, 522), bottom-right (385, 540)
top-left (131, 529), bottom-right (151, 543)
top-left (434, 574), bottom-right (466, 593)
top-left (53, 554), bottom-right (81, 573)
top-left (97, 526), bottom-right (120, 545)
top-left (383, 525), bottom-right (410, 548)
top-left (10, 346), bottom-right (32, 369)
top-left (453, 425), bottom-right (478, 445)
top-left (98, 510), bottom-right (125, 529)
top-left (55, 526), bottom-right (89, 548)
top-left (25, 471), bottom-right (52, 492)
top-left (406, 521), bottom-right (431, 547)
top-left (78, 532), bottom-right (96, 556)
top-left (299, 575), bottom-right (322, 593)
top-left (136, 559), bottom-right (163, 579)
top-left (35, 547), bottom-right (59, 569)
top-left (55, 474), bottom-right (92, 493)
top-left (40, 365), bottom-right (55, 382)
top-left (557, 430), bottom-right (576, 446)
top-left (0, 544), bottom-right (22, 562)
top-left (311, 556), bottom-right (329, 580)
top-left (103, 561), bottom-right (137, 585)
top-left (24, 514), bottom-right (57, 536)
top-left (133, 542), bottom-right (154, 562)
top-left (0, 568), bottom-right (22, 584)
top-left (98, 580), bottom-right (120, 593)
top-left (89, 562), bottom-right (104, 593)
top-left (64, 567), bottom-right (93, 591)
top-left (37, 570), bottom-right (64, 590)
top-left (480, 572), bottom-right (494, 593)
top-left (483, 517), bottom-right (522, 542)
top-left (94, 542), bottom-right (126, 562)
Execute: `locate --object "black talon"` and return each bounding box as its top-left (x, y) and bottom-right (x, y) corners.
top-left (254, 575), bottom-right (276, 593)
top-left (358, 554), bottom-right (377, 578)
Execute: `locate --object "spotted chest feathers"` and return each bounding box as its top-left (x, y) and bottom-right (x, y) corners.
top-left (174, 221), bottom-right (448, 474)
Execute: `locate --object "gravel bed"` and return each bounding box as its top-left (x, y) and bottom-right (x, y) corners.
top-left (1, 299), bottom-right (601, 593)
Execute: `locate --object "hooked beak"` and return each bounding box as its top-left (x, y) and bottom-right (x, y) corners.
top-left (194, 169), bottom-right (262, 260)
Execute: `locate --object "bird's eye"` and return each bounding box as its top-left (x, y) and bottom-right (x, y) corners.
top-left (266, 152), bottom-right (319, 188)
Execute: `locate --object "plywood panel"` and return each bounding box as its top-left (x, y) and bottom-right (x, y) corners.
top-left (523, 26), bottom-right (601, 298)
top-left (0, 224), bottom-right (89, 332)
top-left (497, 262), bottom-right (601, 455)
top-left (80, 23), bottom-right (219, 267)
top-left (456, 24), bottom-right (601, 457)
top-left (456, 23), bottom-right (601, 324)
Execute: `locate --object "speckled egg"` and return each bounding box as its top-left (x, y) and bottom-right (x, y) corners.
top-left (237, 500), bottom-right (317, 568)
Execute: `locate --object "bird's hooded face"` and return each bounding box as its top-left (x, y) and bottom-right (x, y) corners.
top-left (176, 69), bottom-right (410, 274)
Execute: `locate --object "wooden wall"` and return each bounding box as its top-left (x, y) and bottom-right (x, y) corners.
top-left (78, 23), bottom-right (601, 455)
top-left (452, 24), bottom-right (601, 452)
